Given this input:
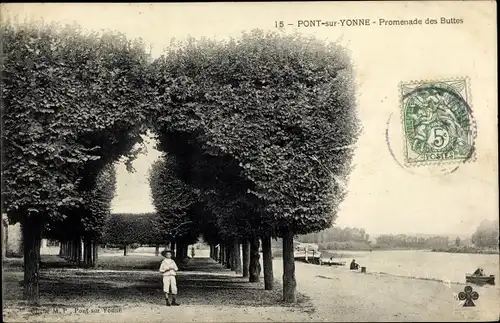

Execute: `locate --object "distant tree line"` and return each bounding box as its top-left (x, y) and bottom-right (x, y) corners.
top-left (299, 227), bottom-right (372, 250)
top-left (101, 212), bottom-right (165, 256)
top-left (375, 234), bottom-right (449, 249)
top-left (299, 227), bottom-right (453, 250)
top-left (471, 219), bottom-right (499, 249)
top-left (433, 220), bottom-right (498, 254)
top-left (293, 220), bottom-right (499, 253)
top-left (300, 227), bottom-right (370, 244)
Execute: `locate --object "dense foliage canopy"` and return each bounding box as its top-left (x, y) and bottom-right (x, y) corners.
top-left (102, 212), bottom-right (164, 246)
top-left (2, 20), bottom-right (151, 230)
top-left (148, 157), bottom-right (201, 244)
top-left (147, 30), bottom-right (360, 236)
top-left (43, 164), bottom-right (117, 241)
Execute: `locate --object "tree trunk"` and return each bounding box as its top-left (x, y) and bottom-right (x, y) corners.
top-left (66, 240), bottom-right (74, 262)
top-left (90, 241), bottom-right (95, 266)
top-left (70, 240), bottom-right (74, 262)
top-left (262, 235), bottom-right (274, 290)
top-left (155, 244), bottom-right (160, 256)
top-left (123, 244), bottom-right (128, 256)
top-left (22, 217), bottom-right (42, 304)
top-left (87, 240), bottom-right (91, 265)
top-left (2, 219), bottom-right (8, 260)
top-left (225, 244), bottom-right (232, 269)
top-left (242, 240), bottom-right (250, 278)
top-left (78, 238), bottom-right (83, 265)
top-left (282, 228), bottom-right (296, 303)
top-left (72, 237), bottom-right (80, 263)
top-left (175, 243), bottom-right (182, 261)
top-left (249, 237), bottom-right (261, 282)
top-left (72, 239), bottom-right (77, 263)
top-left (92, 242), bottom-right (98, 267)
top-left (170, 241), bottom-right (176, 257)
top-left (82, 239), bottom-right (89, 266)
top-left (83, 240), bottom-right (88, 266)
top-left (71, 240), bottom-right (75, 262)
top-left (87, 241), bottom-right (91, 265)
top-left (60, 241), bottom-right (64, 258)
top-left (229, 242), bottom-right (237, 271)
top-left (219, 245), bottom-right (224, 264)
top-left (233, 242), bottom-right (242, 274)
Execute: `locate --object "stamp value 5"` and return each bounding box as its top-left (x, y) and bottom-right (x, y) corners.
top-left (400, 78), bottom-right (476, 166)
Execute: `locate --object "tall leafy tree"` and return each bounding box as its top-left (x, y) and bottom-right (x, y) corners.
top-left (149, 30), bottom-right (359, 302)
top-left (148, 157), bottom-right (200, 247)
top-left (2, 20), bottom-right (150, 303)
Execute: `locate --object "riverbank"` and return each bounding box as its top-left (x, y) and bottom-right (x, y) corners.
top-left (432, 247), bottom-right (499, 255)
top-left (273, 258), bottom-right (500, 322)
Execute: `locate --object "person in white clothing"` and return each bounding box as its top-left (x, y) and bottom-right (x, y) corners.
top-left (159, 250), bottom-right (180, 306)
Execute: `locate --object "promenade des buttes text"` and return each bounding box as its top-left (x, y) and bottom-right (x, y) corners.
top-left (277, 17), bottom-right (464, 28)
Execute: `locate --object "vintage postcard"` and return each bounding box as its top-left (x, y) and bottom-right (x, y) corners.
top-left (1, 2), bottom-right (498, 322)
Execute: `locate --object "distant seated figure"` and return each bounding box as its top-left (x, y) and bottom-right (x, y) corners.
top-left (473, 268), bottom-right (484, 276)
top-left (350, 259), bottom-right (359, 270)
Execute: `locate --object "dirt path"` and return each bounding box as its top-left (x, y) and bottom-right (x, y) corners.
top-left (3, 255), bottom-right (314, 323)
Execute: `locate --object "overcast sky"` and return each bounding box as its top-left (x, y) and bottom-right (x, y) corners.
top-left (4, 2), bottom-right (497, 235)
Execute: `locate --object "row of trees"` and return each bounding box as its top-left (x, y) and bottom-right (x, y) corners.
top-left (2, 20), bottom-right (359, 304)
top-left (143, 30), bottom-right (359, 302)
top-left (54, 164), bottom-right (117, 267)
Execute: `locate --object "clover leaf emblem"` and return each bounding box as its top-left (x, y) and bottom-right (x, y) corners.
top-left (458, 285), bottom-right (479, 307)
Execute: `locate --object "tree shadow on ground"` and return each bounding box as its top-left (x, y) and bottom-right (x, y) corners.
top-left (3, 256), bottom-right (312, 310)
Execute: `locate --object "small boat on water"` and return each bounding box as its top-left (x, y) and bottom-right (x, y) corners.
top-left (465, 274), bottom-right (495, 285)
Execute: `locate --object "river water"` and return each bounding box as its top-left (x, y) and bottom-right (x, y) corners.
top-left (326, 249), bottom-right (499, 285)
top-left (43, 245), bottom-right (498, 287)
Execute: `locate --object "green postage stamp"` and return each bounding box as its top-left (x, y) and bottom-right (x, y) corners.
top-left (400, 78), bottom-right (476, 166)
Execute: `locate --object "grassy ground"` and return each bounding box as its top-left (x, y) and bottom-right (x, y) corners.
top-left (3, 254), bottom-right (314, 322)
